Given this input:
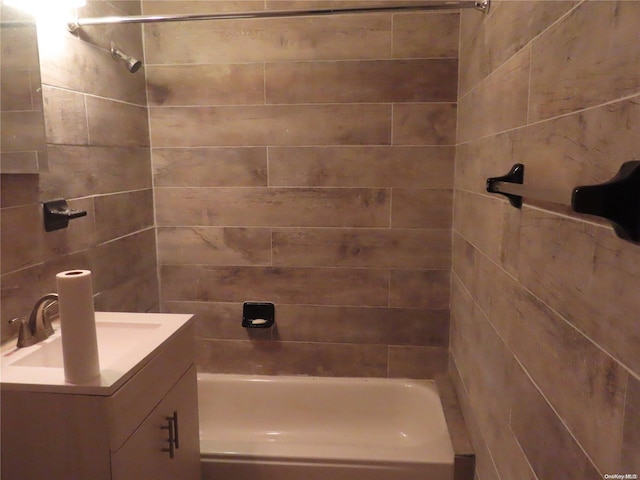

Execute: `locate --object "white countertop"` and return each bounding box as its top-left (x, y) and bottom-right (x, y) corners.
top-left (1, 312), bottom-right (193, 395)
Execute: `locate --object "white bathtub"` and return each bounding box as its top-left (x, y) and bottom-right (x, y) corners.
top-left (198, 374), bottom-right (455, 480)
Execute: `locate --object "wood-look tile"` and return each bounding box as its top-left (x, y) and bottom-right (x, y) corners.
top-left (265, 59), bottom-right (457, 104)
top-left (197, 338), bottom-right (388, 377)
top-left (155, 187), bottom-right (390, 227)
top-left (518, 208), bottom-right (640, 376)
top-left (389, 270), bottom-right (450, 309)
top-left (149, 105), bottom-right (391, 147)
top-left (388, 346), bottom-right (448, 379)
top-left (529, 1), bottom-right (640, 122)
top-left (147, 64), bottom-right (265, 106)
top-left (1, 22), bottom-right (38, 70)
top-left (0, 112), bottom-right (47, 151)
top-left (91, 229), bottom-right (157, 293)
top-left (157, 227), bottom-right (271, 266)
top-left (391, 188), bottom-right (452, 228)
top-left (86, 96), bottom-right (149, 147)
top-left (152, 147), bottom-right (267, 187)
top-left (491, 262), bottom-right (626, 473)
top-left (274, 304), bottom-right (449, 346)
top-left (392, 12), bottom-right (459, 59)
top-left (144, 14), bottom-right (391, 64)
top-left (142, 1), bottom-right (265, 15)
top-left (161, 265), bottom-right (389, 306)
top-left (94, 270), bottom-right (159, 314)
top-left (621, 375), bottom-right (640, 473)
top-left (94, 189), bottom-right (154, 244)
top-left (393, 103), bottom-right (456, 146)
top-left (510, 364), bottom-right (601, 480)
top-left (268, 146), bottom-right (454, 188)
top-left (453, 190), bottom-right (505, 263)
top-left (459, 0), bottom-right (577, 96)
top-left (41, 145), bottom-right (152, 199)
top-left (1, 205), bottom-right (44, 275)
top-left (42, 87), bottom-right (88, 145)
top-left (272, 227), bottom-right (451, 269)
top-left (1, 70), bottom-right (34, 111)
top-left (458, 46), bottom-right (529, 143)
top-left (451, 233), bottom-right (476, 290)
top-left (164, 301), bottom-right (251, 341)
top-left (41, 13), bottom-right (146, 106)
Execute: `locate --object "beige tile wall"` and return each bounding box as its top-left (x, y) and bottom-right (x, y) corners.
top-left (0, 0), bottom-right (157, 343)
top-left (452, 1), bottom-right (640, 478)
top-left (144, 0), bottom-right (459, 377)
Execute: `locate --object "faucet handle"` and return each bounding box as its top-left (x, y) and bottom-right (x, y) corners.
top-left (9, 317), bottom-right (37, 348)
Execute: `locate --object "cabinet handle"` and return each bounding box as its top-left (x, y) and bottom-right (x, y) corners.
top-left (161, 415), bottom-right (175, 459)
top-left (172, 411), bottom-right (180, 449)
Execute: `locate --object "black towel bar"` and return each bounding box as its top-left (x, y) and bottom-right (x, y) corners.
top-left (486, 162), bottom-right (640, 244)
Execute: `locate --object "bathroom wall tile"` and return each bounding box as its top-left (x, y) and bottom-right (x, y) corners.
top-left (453, 190), bottom-right (505, 263)
top-left (457, 46), bottom-right (529, 143)
top-left (388, 346), bottom-right (448, 379)
top-left (41, 146), bottom-right (152, 199)
top-left (392, 103), bottom-right (456, 146)
top-left (449, 358), bottom-right (501, 480)
top-left (621, 375), bottom-right (640, 473)
top-left (518, 207), bottom-right (640, 375)
top-left (391, 188), bottom-right (452, 229)
top-left (144, 14), bottom-right (391, 64)
top-left (42, 87), bottom-right (88, 145)
top-left (197, 339), bottom-right (389, 377)
top-left (392, 12), bottom-right (459, 59)
top-left (510, 364), bottom-right (601, 480)
top-left (94, 189), bottom-right (154, 243)
top-left (268, 146), bottom-right (454, 188)
top-left (0, 174), bottom-right (40, 208)
top-left (147, 64), bottom-right (265, 106)
top-left (265, 59), bottom-right (458, 104)
top-left (1, 20), bottom-right (39, 70)
top-left (155, 187), bottom-right (390, 228)
top-left (274, 304), bottom-right (450, 347)
top-left (41, 25), bottom-right (146, 106)
top-left (149, 105), bottom-right (391, 147)
top-left (105, 1), bottom-right (142, 15)
top-left (173, 301), bottom-right (449, 347)
top-left (91, 229), bottom-right (157, 293)
top-left (142, 1), bottom-right (265, 15)
top-left (529, 1), bottom-right (640, 122)
top-left (272, 228), bottom-right (451, 269)
top-left (152, 147), bottom-right (267, 187)
top-left (451, 233), bottom-right (476, 291)
top-left (389, 270), bottom-right (450, 309)
top-left (161, 265), bottom-right (389, 307)
top-left (1, 205), bottom-right (44, 275)
top-left (459, 0), bottom-right (577, 96)
top-left (86, 96), bottom-right (149, 147)
top-left (94, 269), bottom-right (159, 314)
top-left (0, 111), bottom-right (47, 152)
top-left (491, 265), bottom-right (626, 473)
top-left (157, 227), bottom-right (271, 266)
top-left (1, 70), bottom-right (35, 111)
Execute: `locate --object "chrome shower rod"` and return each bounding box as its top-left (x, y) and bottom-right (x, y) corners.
top-left (68, 0), bottom-right (489, 32)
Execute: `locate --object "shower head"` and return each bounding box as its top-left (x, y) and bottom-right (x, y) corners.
top-left (110, 42), bottom-right (142, 74)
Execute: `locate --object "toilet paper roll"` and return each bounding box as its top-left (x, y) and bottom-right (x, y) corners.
top-left (56, 270), bottom-right (101, 384)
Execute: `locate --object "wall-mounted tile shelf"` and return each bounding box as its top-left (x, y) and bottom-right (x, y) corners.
top-left (486, 162), bottom-right (640, 244)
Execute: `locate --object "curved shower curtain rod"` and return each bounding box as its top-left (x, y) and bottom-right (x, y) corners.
top-left (68, 0), bottom-right (490, 32)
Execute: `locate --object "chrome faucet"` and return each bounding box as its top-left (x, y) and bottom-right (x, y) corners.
top-left (10, 293), bottom-right (59, 348)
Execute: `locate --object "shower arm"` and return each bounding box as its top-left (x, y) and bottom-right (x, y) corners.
top-left (68, 0), bottom-right (489, 32)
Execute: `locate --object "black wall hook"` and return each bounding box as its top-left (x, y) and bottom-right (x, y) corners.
top-left (43, 199), bottom-right (87, 232)
top-left (572, 161), bottom-right (640, 243)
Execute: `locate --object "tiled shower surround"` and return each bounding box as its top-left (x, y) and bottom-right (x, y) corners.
top-left (145, 0), bottom-right (458, 377)
top-left (0, 0), bottom-right (639, 477)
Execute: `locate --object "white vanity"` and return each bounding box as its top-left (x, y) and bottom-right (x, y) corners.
top-left (1, 312), bottom-right (200, 480)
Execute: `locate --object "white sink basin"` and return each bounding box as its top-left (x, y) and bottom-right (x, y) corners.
top-left (10, 321), bottom-right (162, 368)
top-left (1, 312), bottom-right (192, 395)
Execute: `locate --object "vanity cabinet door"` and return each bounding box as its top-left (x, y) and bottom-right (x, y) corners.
top-left (111, 365), bottom-right (200, 480)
